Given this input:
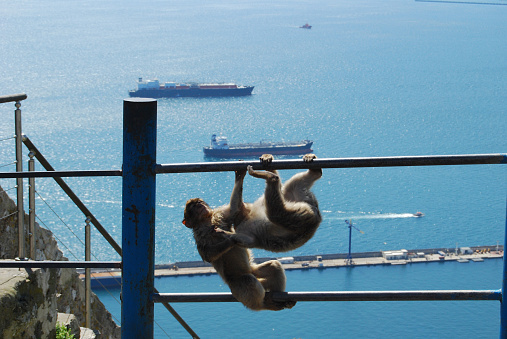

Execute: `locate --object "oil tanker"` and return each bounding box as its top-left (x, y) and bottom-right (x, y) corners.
top-left (203, 135), bottom-right (313, 158)
top-left (128, 78), bottom-right (254, 98)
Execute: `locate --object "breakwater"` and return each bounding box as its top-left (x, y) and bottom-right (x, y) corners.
top-left (87, 245), bottom-right (503, 288)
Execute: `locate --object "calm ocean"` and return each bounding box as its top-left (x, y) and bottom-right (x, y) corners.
top-left (1, 0), bottom-right (506, 337)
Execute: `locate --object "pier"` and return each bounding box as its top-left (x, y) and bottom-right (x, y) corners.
top-left (85, 245), bottom-right (503, 288)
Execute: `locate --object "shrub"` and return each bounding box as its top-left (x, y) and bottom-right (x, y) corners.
top-left (56, 322), bottom-right (75, 339)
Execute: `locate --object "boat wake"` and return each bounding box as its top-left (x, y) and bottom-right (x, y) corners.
top-left (323, 211), bottom-right (423, 221)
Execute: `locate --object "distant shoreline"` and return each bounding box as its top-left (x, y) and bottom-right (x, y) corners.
top-left (85, 245), bottom-right (503, 288)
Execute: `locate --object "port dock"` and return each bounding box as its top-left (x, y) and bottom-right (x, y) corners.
top-left (85, 245), bottom-right (503, 288)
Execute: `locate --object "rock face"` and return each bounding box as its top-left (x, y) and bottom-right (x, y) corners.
top-left (0, 267), bottom-right (59, 338)
top-left (0, 186), bottom-right (120, 338)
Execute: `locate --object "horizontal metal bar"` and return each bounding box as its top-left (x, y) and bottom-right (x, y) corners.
top-left (156, 154), bottom-right (507, 173)
top-left (277, 290), bottom-right (502, 301)
top-left (0, 154), bottom-right (504, 179)
top-left (0, 169), bottom-right (122, 179)
top-left (0, 93), bottom-right (27, 104)
top-left (153, 290), bottom-right (502, 303)
top-left (0, 260), bottom-right (121, 269)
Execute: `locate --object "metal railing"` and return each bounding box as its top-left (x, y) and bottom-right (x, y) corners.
top-left (152, 290), bottom-right (502, 302)
top-left (1, 96), bottom-right (197, 338)
top-left (0, 94), bottom-right (28, 259)
top-left (0, 261), bottom-right (121, 269)
top-left (1, 97), bottom-right (506, 339)
top-left (121, 99), bottom-right (507, 339)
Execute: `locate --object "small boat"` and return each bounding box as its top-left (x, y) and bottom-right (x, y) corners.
top-left (413, 212), bottom-right (424, 217)
top-left (203, 135), bottom-right (313, 158)
top-left (300, 23), bottom-right (312, 29)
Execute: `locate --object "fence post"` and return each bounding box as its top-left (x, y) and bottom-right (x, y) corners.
top-left (501, 200), bottom-right (507, 339)
top-left (121, 98), bottom-right (157, 338)
top-left (85, 217), bottom-right (92, 329)
top-left (15, 100), bottom-right (25, 259)
top-left (28, 151), bottom-right (36, 259)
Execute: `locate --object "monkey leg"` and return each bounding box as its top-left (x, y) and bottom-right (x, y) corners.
top-left (281, 171), bottom-right (321, 204)
top-left (252, 259), bottom-right (297, 310)
top-left (262, 173), bottom-right (320, 229)
top-left (229, 169), bottom-right (249, 225)
top-left (281, 154), bottom-right (322, 204)
top-left (247, 165), bottom-right (280, 182)
top-left (229, 274), bottom-right (292, 311)
top-left (228, 270), bottom-right (294, 311)
top-left (227, 274), bottom-right (266, 311)
top-left (252, 260), bottom-right (286, 292)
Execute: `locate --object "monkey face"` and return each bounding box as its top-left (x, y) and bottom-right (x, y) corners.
top-left (183, 198), bottom-right (212, 228)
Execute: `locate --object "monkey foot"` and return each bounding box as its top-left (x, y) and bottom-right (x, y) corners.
top-left (264, 292), bottom-right (297, 311)
top-left (259, 154), bottom-right (274, 164)
top-left (303, 153), bottom-right (322, 176)
top-left (303, 153), bottom-right (317, 162)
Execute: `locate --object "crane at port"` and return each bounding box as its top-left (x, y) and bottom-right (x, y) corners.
top-left (345, 220), bottom-right (364, 265)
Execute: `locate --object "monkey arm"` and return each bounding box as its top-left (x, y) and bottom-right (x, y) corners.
top-left (223, 232), bottom-right (257, 249)
top-left (214, 226), bottom-right (258, 249)
top-left (228, 169), bottom-right (249, 225)
top-left (197, 235), bottom-right (236, 263)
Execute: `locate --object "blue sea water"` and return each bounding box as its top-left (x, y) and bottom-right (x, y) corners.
top-left (1, 0), bottom-right (506, 338)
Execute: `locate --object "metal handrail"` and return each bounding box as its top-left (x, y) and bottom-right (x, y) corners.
top-left (0, 261), bottom-right (121, 269)
top-left (0, 169), bottom-right (122, 178)
top-left (0, 93), bottom-right (27, 104)
top-left (152, 290), bottom-right (502, 303)
top-left (1, 153), bottom-right (505, 179)
top-left (156, 153), bottom-right (507, 173)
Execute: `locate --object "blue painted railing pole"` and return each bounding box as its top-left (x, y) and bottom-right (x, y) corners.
top-left (501, 199), bottom-right (507, 339)
top-left (122, 98), bottom-right (157, 338)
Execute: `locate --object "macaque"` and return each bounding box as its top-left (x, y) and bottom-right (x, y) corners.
top-left (224, 153), bottom-right (322, 252)
top-left (183, 170), bottom-right (296, 311)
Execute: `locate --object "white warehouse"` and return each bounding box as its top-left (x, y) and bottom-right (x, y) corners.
top-left (382, 249), bottom-right (408, 260)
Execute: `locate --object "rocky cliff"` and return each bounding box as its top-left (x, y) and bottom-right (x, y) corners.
top-left (0, 186), bottom-right (120, 338)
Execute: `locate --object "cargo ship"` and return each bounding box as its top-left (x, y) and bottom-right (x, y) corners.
top-left (203, 135), bottom-right (313, 158)
top-left (128, 78), bottom-right (254, 98)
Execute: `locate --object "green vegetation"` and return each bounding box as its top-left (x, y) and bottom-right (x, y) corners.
top-left (56, 322), bottom-right (75, 339)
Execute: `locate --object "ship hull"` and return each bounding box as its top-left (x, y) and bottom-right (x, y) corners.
top-left (203, 142), bottom-right (313, 158)
top-left (129, 86), bottom-right (254, 98)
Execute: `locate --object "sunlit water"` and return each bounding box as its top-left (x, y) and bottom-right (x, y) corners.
top-left (1, 0), bottom-right (506, 337)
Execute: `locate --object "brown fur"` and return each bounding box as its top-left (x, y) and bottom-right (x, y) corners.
top-left (224, 153), bottom-right (322, 252)
top-left (183, 171), bottom-right (296, 311)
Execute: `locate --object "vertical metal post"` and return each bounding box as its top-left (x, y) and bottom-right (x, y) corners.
top-left (85, 217), bottom-right (92, 329)
top-left (500, 199), bottom-right (507, 339)
top-left (348, 223), bottom-right (352, 264)
top-left (15, 100), bottom-right (25, 259)
top-left (28, 151), bottom-right (36, 260)
top-left (345, 220), bottom-right (352, 265)
top-left (122, 98), bottom-right (157, 339)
